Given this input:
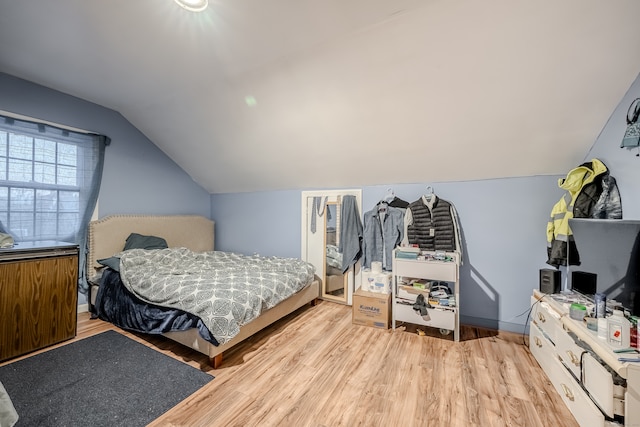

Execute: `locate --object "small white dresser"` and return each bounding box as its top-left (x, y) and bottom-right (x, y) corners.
top-left (392, 250), bottom-right (460, 341)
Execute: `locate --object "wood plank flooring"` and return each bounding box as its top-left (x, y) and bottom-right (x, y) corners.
top-left (2, 300), bottom-right (579, 427)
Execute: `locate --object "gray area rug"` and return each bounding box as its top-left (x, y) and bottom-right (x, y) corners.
top-left (0, 330), bottom-right (213, 426)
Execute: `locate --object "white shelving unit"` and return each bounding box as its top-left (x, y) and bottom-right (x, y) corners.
top-left (391, 249), bottom-right (460, 341)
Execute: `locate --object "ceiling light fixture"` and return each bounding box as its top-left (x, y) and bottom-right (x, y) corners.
top-left (174, 0), bottom-right (208, 12)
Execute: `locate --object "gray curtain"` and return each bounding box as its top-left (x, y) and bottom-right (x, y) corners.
top-left (0, 114), bottom-right (110, 294)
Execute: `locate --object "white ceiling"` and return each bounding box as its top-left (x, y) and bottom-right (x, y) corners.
top-left (1, 0), bottom-right (640, 194)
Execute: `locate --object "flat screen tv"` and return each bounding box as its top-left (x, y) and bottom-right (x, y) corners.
top-left (568, 218), bottom-right (640, 317)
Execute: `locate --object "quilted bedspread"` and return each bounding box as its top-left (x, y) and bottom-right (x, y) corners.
top-left (118, 248), bottom-right (316, 345)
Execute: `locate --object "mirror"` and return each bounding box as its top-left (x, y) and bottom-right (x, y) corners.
top-left (301, 189), bottom-right (362, 306)
top-left (323, 203), bottom-right (347, 302)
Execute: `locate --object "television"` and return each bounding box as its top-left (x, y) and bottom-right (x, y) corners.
top-left (568, 218), bottom-right (640, 317)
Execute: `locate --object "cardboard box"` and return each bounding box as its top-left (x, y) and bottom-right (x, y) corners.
top-left (352, 289), bottom-right (391, 329)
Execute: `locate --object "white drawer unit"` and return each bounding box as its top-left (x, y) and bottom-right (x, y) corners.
top-left (529, 290), bottom-right (640, 427)
top-left (530, 297), bottom-right (563, 345)
top-left (393, 259), bottom-right (456, 282)
top-left (392, 250), bottom-right (460, 341)
top-left (531, 297), bottom-right (563, 345)
top-left (555, 323), bottom-right (587, 380)
top-left (529, 322), bottom-right (557, 375)
top-left (582, 352), bottom-right (616, 418)
top-left (394, 299), bottom-right (456, 331)
top-left (547, 352), bottom-right (605, 427)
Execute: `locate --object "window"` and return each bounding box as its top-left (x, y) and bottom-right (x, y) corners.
top-left (0, 113), bottom-right (109, 292)
top-left (0, 131), bottom-right (85, 240)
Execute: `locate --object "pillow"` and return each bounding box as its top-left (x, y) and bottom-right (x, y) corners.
top-left (123, 233), bottom-right (168, 251)
top-left (97, 233), bottom-right (168, 273)
top-left (0, 380), bottom-right (19, 427)
top-left (97, 256), bottom-right (121, 272)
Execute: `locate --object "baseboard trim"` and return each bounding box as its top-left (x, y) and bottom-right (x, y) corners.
top-left (460, 314), bottom-right (526, 334)
top-left (77, 303), bottom-right (89, 314)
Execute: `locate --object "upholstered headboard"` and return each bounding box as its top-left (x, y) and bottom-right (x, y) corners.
top-left (87, 214), bottom-right (214, 281)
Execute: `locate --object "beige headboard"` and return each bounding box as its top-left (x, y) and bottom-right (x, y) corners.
top-left (87, 214), bottom-right (214, 280)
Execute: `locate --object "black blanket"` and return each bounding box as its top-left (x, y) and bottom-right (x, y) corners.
top-left (94, 269), bottom-right (219, 346)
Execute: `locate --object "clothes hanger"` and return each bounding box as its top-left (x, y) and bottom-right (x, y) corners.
top-left (425, 186), bottom-right (434, 202)
top-left (377, 189), bottom-right (394, 213)
top-left (382, 188), bottom-right (395, 203)
top-left (377, 188), bottom-right (393, 209)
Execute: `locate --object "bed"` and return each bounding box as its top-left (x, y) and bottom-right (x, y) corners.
top-left (87, 214), bottom-right (320, 368)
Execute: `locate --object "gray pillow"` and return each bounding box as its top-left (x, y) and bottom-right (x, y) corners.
top-left (123, 233), bottom-right (168, 250)
top-left (97, 256), bottom-right (121, 272)
top-left (97, 233), bottom-right (169, 272)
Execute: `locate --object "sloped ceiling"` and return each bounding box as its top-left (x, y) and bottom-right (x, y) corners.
top-left (1, 0), bottom-right (640, 194)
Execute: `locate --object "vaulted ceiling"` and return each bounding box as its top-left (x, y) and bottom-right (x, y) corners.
top-left (1, 0), bottom-right (640, 193)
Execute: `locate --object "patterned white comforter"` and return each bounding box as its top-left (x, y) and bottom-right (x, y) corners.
top-left (118, 248), bottom-right (316, 345)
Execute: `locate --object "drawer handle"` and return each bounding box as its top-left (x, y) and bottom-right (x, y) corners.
top-left (537, 312), bottom-right (546, 323)
top-left (566, 351), bottom-right (580, 366)
top-left (561, 384), bottom-right (575, 401)
top-left (534, 337), bottom-right (542, 348)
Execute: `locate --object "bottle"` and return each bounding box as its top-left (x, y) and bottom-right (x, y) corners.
top-left (607, 309), bottom-right (631, 348)
top-left (597, 317), bottom-right (608, 340)
top-left (594, 292), bottom-right (606, 318)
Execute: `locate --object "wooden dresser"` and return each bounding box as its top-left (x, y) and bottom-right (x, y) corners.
top-left (0, 241), bottom-right (79, 362)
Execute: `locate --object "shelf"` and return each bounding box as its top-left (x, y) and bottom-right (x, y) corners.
top-left (392, 249), bottom-right (460, 341)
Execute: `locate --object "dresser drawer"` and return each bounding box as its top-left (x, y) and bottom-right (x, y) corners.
top-left (555, 329), bottom-right (616, 418)
top-left (394, 259), bottom-right (457, 282)
top-left (582, 353), bottom-right (615, 418)
top-left (546, 353), bottom-right (605, 427)
top-left (394, 300), bottom-right (455, 330)
top-left (529, 322), bottom-right (556, 373)
top-left (555, 325), bottom-right (585, 380)
top-left (530, 297), bottom-right (562, 344)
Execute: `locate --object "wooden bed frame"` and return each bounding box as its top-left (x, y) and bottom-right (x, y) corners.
top-left (87, 214), bottom-right (320, 368)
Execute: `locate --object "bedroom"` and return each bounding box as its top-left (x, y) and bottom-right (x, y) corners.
top-left (1, 1), bottom-right (640, 426)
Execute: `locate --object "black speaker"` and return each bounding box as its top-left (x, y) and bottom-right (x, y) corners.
top-left (539, 268), bottom-right (561, 294)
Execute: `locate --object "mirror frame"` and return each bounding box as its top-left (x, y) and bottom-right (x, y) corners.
top-left (301, 189), bottom-right (362, 306)
top-left (322, 201), bottom-right (348, 302)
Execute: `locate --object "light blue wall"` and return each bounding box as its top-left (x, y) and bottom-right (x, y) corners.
top-left (212, 177), bottom-right (564, 333)
top-left (211, 190), bottom-right (302, 258)
top-left (0, 73), bottom-right (211, 218)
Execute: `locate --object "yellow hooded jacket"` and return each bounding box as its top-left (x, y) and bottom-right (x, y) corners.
top-left (546, 159), bottom-right (609, 267)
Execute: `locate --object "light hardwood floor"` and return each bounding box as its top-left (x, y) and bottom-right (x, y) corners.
top-left (4, 300), bottom-right (579, 427)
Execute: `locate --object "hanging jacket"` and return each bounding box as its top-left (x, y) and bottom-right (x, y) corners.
top-left (362, 203), bottom-right (404, 271)
top-left (339, 195), bottom-right (363, 273)
top-left (589, 174), bottom-right (622, 219)
top-left (404, 196), bottom-right (461, 253)
top-left (546, 159), bottom-right (622, 267)
top-left (388, 196), bottom-right (409, 209)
